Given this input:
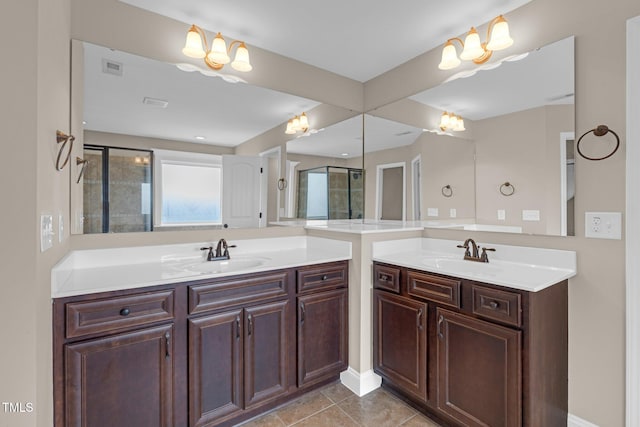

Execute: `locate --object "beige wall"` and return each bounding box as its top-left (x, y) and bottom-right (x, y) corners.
top-left (3, 0), bottom-right (639, 426)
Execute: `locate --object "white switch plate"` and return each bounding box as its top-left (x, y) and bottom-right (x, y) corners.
top-left (497, 209), bottom-right (506, 221)
top-left (522, 210), bottom-right (540, 221)
top-left (58, 213), bottom-right (64, 243)
top-left (427, 208), bottom-right (439, 217)
top-left (449, 208), bottom-right (457, 218)
top-left (585, 212), bottom-right (622, 239)
top-left (40, 214), bottom-right (54, 252)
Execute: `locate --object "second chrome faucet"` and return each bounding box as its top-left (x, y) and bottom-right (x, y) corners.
top-left (457, 238), bottom-right (495, 263)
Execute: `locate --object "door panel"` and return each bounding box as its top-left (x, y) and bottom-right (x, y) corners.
top-left (222, 155), bottom-right (263, 228)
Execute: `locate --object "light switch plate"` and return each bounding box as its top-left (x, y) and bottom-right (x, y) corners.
top-left (449, 208), bottom-right (457, 218)
top-left (522, 210), bottom-right (540, 221)
top-left (497, 209), bottom-right (506, 221)
top-left (58, 213), bottom-right (64, 243)
top-left (40, 214), bottom-right (54, 252)
top-left (427, 208), bottom-right (439, 217)
top-left (585, 212), bottom-right (622, 239)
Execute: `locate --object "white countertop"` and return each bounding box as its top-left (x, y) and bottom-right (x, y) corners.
top-left (52, 236), bottom-right (352, 298)
top-left (373, 238), bottom-right (576, 292)
top-left (270, 219), bottom-right (424, 234)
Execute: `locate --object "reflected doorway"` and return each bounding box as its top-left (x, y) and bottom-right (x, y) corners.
top-left (376, 162), bottom-right (406, 221)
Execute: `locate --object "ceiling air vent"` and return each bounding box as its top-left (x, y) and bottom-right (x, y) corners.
top-left (142, 97), bottom-right (169, 108)
top-left (102, 58), bottom-right (123, 76)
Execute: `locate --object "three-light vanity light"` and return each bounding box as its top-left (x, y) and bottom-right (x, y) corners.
top-left (285, 113), bottom-right (309, 135)
top-left (182, 24), bottom-right (253, 72)
top-left (438, 15), bottom-right (514, 70)
top-left (439, 112), bottom-right (465, 132)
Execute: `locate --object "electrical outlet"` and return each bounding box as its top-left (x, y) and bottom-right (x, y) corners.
top-left (58, 213), bottom-right (64, 243)
top-left (449, 208), bottom-right (457, 218)
top-left (427, 208), bottom-right (439, 217)
top-left (585, 212), bottom-right (622, 239)
top-left (497, 210), bottom-right (506, 221)
top-left (522, 210), bottom-right (540, 221)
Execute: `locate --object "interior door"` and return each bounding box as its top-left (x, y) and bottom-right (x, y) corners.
top-left (222, 155), bottom-right (264, 228)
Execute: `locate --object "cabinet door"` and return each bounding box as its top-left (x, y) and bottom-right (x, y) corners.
top-left (436, 308), bottom-right (522, 427)
top-left (297, 288), bottom-right (348, 387)
top-left (65, 324), bottom-right (173, 427)
top-left (373, 290), bottom-right (428, 402)
top-left (244, 300), bottom-right (289, 409)
top-left (188, 309), bottom-right (244, 427)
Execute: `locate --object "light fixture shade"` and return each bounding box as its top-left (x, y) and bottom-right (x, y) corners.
top-left (292, 116), bottom-right (301, 131)
top-left (208, 32), bottom-right (231, 64)
top-left (298, 112), bottom-right (309, 130)
top-left (460, 28), bottom-right (485, 60)
top-left (438, 41), bottom-right (461, 70)
top-left (285, 120), bottom-right (296, 134)
top-left (439, 112), bottom-right (451, 130)
top-left (231, 43), bottom-right (252, 72)
top-left (486, 16), bottom-right (514, 51)
top-left (182, 26), bottom-right (206, 59)
top-left (448, 115), bottom-right (459, 130)
top-left (454, 116), bottom-right (466, 131)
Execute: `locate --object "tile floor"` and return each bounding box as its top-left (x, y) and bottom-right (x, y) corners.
top-left (238, 382), bottom-right (442, 427)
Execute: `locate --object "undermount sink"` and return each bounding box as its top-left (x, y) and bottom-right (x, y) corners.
top-left (181, 257), bottom-right (269, 275)
top-left (421, 257), bottom-right (502, 277)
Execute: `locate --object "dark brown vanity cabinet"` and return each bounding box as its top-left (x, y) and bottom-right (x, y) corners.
top-left (54, 261), bottom-right (349, 427)
top-left (372, 262), bottom-right (568, 427)
top-left (296, 263), bottom-right (349, 388)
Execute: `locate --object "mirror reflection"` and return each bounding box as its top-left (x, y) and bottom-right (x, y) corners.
top-left (366, 36), bottom-right (575, 236)
top-left (72, 40), bottom-right (359, 234)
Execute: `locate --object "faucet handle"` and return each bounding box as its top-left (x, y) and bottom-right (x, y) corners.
top-left (456, 243), bottom-right (471, 257)
top-left (480, 247), bottom-right (496, 263)
top-left (200, 246), bottom-right (214, 261)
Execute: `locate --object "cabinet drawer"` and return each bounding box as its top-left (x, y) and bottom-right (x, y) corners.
top-left (189, 271), bottom-right (289, 315)
top-left (472, 285), bottom-right (522, 327)
top-left (66, 290), bottom-right (175, 339)
top-left (373, 264), bottom-right (401, 293)
top-left (297, 262), bottom-right (347, 293)
top-left (408, 271), bottom-right (461, 308)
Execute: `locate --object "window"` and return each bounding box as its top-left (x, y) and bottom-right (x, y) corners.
top-left (154, 150), bottom-right (222, 226)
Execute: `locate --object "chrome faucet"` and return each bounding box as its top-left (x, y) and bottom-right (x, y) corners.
top-left (457, 238), bottom-right (495, 263)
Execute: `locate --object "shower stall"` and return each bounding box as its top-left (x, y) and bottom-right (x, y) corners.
top-left (296, 166), bottom-right (363, 220)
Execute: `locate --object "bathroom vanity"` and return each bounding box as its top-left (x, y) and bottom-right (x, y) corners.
top-left (51, 237), bottom-right (350, 427)
top-left (372, 238), bottom-right (576, 427)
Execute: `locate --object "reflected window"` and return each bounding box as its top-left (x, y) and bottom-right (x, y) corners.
top-left (154, 150), bottom-right (222, 227)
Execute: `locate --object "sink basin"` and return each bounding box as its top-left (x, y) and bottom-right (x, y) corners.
top-left (422, 257), bottom-right (502, 277)
top-left (180, 257), bottom-right (269, 275)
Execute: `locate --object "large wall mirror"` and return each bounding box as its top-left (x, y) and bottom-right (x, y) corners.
top-left (366, 36), bottom-right (575, 236)
top-left (70, 40), bottom-right (361, 234)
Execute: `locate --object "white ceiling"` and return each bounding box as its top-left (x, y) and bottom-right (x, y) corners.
top-left (120, 0), bottom-right (531, 82)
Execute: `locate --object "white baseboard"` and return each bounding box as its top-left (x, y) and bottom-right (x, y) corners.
top-left (340, 367), bottom-right (382, 397)
top-left (568, 413), bottom-right (600, 427)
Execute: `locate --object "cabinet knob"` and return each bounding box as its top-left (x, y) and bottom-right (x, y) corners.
top-left (321, 275), bottom-right (328, 281)
top-left (488, 301), bottom-right (499, 310)
top-left (119, 308), bottom-right (130, 316)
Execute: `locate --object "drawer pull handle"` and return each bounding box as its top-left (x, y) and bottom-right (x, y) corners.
top-left (247, 314), bottom-right (253, 336)
top-left (417, 308), bottom-right (423, 331)
top-left (488, 301), bottom-right (499, 310)
top-left (379, 274), bottom-right (390, 282)
top-left (321, 275), bottom-right (328, 281)
top-left (165, 332), bottom-right (170, 359)
top-left (438, 314), bottom-right (444, 340)
top-left (119, 308), bottom-right (130, 316)
top-left (236, 316), bottom-right (240, 340)
top-left (300, 302), bottom-right (306, 324)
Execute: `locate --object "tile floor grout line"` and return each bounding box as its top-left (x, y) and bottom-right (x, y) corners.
top-left (334, 402), bottom-right (365, 426)
top-left (284, 401), bottom-right (337, 426)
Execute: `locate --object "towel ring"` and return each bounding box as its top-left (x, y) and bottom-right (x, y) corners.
top-left (277, 178), bottom-right (287, 191)
top-left (76, 157), bottom-right (88, 184)
top-left (576, 125), bottom-right (620, 161)
top-left (500, 182), bottom-right (515, 196)
top-left (441, 184), bottom-right (453, 198)
top-left (56, 130), bottom-right (75, 171)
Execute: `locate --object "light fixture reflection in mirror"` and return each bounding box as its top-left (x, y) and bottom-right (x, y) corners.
top-left (366, 36), bottom-right (575, 237)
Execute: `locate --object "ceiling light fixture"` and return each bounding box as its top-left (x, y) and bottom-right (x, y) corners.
top-left (285, 112), bottom-right (309, 135)
top-left (182, 24), bottom-right (253, 72)
top-left (438, 15), bottom-right (513, 70)
top-left (439, 112), bottom-right (466, 132)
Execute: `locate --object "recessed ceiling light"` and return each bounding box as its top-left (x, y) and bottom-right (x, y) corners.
top-left (341, 153), bottom-right (349, 156)
top-left (82, 121), bottom-right (87, 125)
top-left (194, 136), bottom-right (205, 140)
